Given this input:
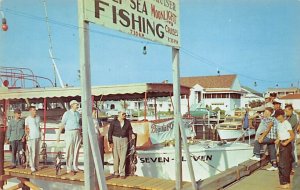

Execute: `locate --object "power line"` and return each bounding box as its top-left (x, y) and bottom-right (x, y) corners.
top-left (3, 7), bottom-right (299, 86)
top-left (4, 8), bottom-right (160, 46)
top-left (181, 48), bottom-right (299, 85)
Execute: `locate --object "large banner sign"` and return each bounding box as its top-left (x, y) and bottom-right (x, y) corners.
top-left (84, 0), bottom-right (180, 47)
top-left (149, 119), bottom-right (195, 144)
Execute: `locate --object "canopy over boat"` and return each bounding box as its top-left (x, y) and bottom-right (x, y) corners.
top-left (0, 83), bottom-right (190, 103)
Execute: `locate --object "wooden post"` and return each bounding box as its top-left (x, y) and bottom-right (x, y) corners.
top-left (172, 48), bottom-right (182, 189)
top-left (187, 95), bottom-right (190, 118)
top-left (154, 98), bottom-right (157, 120)
top-left (78, 0), bottom-right (107, 189)
top-left (43, 98), bottom-right (47, 142)
top-left (0, 124), bottom-right (5, 189)
top-left (143, 92), bottom-right (147, 121)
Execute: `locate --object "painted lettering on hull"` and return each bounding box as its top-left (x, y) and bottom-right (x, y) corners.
top-left (139, 155), bottom-right (213, 163)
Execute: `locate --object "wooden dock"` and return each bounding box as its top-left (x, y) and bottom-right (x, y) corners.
top-left (225, 165), bottom-right (289, 190)
top-left (197, 141), bottom-right (300, 190)
top-left (1, 162), bottom-right (192, 190)
top-left (224, 140), bottom-right (300, 190)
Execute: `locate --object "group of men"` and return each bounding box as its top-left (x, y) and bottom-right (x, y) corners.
top-left (248, 93), bottom-right (299, 189)
top-left (5, 100), bottom-right (135, 179)
top-left (5, 106), bottom-right (40, 172)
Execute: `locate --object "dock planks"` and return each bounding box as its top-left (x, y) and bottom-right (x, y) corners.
top-left (1, 162), bottom-right (192, 189)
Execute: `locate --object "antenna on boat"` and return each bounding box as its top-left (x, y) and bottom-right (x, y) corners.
top-left (42, 0), bottom-right (65, 88)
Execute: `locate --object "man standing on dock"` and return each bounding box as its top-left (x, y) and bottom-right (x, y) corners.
top-left (57, 100), bottom-right (82, 175)
top-left (274, 109), bottom-right (294, 189)
top-left (5, 108), bottom-right (25, 169)
top-left (284, 104), bottom-right (299, 169)
top-left (25, 106), bottom-right (41, 172)
top-left (108, 110), bottom-right (135, 179)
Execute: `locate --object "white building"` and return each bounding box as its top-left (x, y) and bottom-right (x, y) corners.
top-left (241, 86), bottom-right (264, 108)
top-left (267, 87), bottom-right (300, 98)
top-left (279, 94), bottom-right (300, 110)
top-left (180, 75), bottom-right (244, 114)
top-left (102, 98), bottom-right (174, 117)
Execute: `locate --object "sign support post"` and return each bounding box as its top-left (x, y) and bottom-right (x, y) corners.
top-left (78, 0), bottom-right (107, 189)
top-left (172, 48), bottom-right (182, 189)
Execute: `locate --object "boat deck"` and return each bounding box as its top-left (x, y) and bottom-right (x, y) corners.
top-left (1, 162), bottom-right (193, 190)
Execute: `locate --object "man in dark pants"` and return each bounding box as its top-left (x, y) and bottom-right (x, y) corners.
top-left (108, 111), bottom-right (135, 179)
top-left (275, 109), bottom-right (294, 189)
top-left (284, 104), bottom-right (298, 169)
top-left (5, 109), bottom-right (25, 169)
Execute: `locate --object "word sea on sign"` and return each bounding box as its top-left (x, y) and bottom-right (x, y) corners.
top-left (84, 0), bottom-right (180, 48)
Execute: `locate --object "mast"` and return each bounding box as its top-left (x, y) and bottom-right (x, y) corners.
top-left (42, 0), bottom-right (64, 88)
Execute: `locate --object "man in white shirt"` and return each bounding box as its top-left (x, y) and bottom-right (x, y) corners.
top-left (25, 106), bottom-right (41, 172)
top-left (275, 109), bottom-right (295, 189)
top-left (57, 100), bottom-right (82, 175)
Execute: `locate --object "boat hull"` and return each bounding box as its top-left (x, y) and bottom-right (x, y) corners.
top-left (217, 128), bottom-right (256, 140)
top-left (133, 142), bottom-right (253, 181)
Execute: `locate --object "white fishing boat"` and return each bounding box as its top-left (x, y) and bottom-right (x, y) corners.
top-left (134, 141), bottom-right (253, 181)
top-left (216, 116), bottom-right (256, 140)
top-left (1, 82), bottom-right (254, 183)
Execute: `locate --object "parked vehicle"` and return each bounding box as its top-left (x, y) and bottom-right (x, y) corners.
top-left (187, 108), bottom-right (217, 118)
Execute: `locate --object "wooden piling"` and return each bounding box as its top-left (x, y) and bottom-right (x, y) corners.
top-left (0, 124), bottom-right (5, 189)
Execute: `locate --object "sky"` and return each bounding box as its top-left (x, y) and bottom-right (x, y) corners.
top-left (0, 0), bottom-right (300, 92)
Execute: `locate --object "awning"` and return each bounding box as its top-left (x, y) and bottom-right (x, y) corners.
top-left (0, 83), bottom-right (190, 103)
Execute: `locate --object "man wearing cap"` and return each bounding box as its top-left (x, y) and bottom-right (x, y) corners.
top-left (57, 100), bottom-right (82, 174)
top-left (252, 93), bottom-right (274, 112)
top-left (5, 108), bottom-right (25, 169)
top-left (273, 98), bottom-right (282, 112)
top-left (25, 106), bottom-right (41, 172)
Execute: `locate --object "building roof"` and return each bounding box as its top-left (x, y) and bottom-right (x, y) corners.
top-left (0, 83), bottom-right (190, 103)
top-left (280, 94), bottom-right (300, 100)
top-left (241, 86), bottom-right (263, 97)
top-left (268, 87), bottom-right (300, 92)
top-left (180, 74), bottom-right (237, 89)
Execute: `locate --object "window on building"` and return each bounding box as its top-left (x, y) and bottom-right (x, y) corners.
top-left (159, 104), bottom-right (163, 108)
top-left (221, 93), bottom-right (227, 98)
top-left (110, 104), bottom-right (115, 110)
top-left (230, 93), bottom-right (241, 99)
top-left (196, 91), bottom-right (201, 103)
